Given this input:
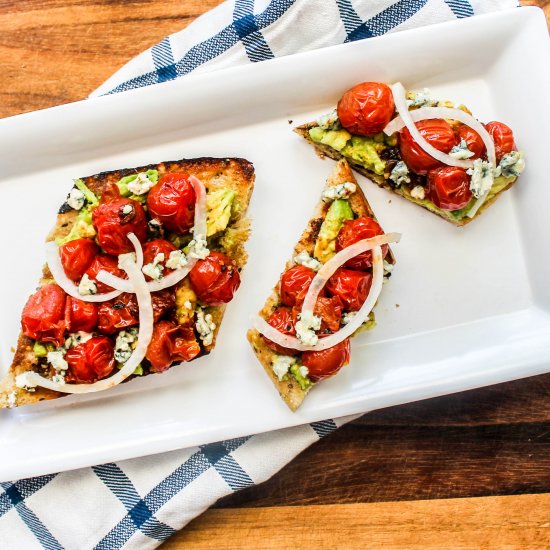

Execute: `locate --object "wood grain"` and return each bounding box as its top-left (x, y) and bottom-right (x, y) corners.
top-left (164, 494), bottom-right (550, 549)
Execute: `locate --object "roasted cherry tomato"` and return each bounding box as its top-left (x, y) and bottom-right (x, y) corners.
top-left (142, 239), bottom-right (178, 280)
top-left (65, 336), bottom-right (115, 383)
top-left (262, 307), bottom-right (299, 356)
top-left (189, 251), bottom-right (240, 306)
top-left (291, 295), bottom-right (344, 337)
top-left (301, 338), bottom-right (351, 382)
top-left (337, 82), bottom-right (394, 136)
top-left (146, 320), bottom-right (201, 372)
top-left (485, 121), bottom-right (515, 161)
top-left (84, 254), bottom-right (127, 294)
top-left (456, 124), bottom-right (485, 159)
top-left (92, 197), bottom-right (148, 255)
top-left (427, 166), bottom-right (472, 211)
top-left (21, 284), bottom-right (67, 347)
top-left (147, 173), bottom-right (196, 234)
top-left (151, 289), bottom-right (176, 322)
top-left (59, 238), bottom-right (98, 282)
top-left (325, 268), bottom-right (372, 311)
top-left (97, 293), bottom-right (138, 335)
top-left (399, 119), bottom-right (457, 175)
top-left (335, 217), bottom-right (388, 270)
top-left (65, 297), bottom-right (98, 333)
top-left (279, 265), bottom-right (317, 307)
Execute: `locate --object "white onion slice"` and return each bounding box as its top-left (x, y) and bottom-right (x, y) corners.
top-left (96, 175), bottom-right (207, 293)
top-left (20, 245), bottom-right (154, 393)
top-left (46, 241), bottom-right (123, 303)
top-left (255, 233), bottom-right (400, 352)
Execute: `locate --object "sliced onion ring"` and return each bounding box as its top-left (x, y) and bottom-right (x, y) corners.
top-left (96, 175), bottom-right (207, 293)
top-left (255, 233), bottom-right (400, 352)
top-left (19, 242), bottom-right (154, 393)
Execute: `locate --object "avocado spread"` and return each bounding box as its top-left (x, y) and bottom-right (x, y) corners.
top-left (290, 364), bottom-right (311, 391)
top-left (314, 199), bottom-right (353, 263)
top-left (206, 188), bottom-right (236, 236)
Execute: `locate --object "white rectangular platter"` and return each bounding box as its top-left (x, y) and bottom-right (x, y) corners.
top-left (1, 8), bottom-right (549, 481)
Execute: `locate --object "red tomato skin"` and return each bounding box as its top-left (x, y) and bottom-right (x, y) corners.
top-left (146, 320), bottom-right (200, 372)
top-left (301, 339), bottom-right (351, 382)
top-left (65, 336), bottom-right (115, 383)
top-left (427, 166), bottom-right (472, 211)
top-left (262, 307), bottom-right (299, 356)
top-left (84, 254), bottom-right (127, 294)
top-left (147, 173), bottom-right (196, 234)
top-left (21, 284), bottom-right (67, 347)
top-left (337, 82), bottom-right (394, 136)
top-left (399, 119), bottom-right (457, 175)
top-left (456, 125), bottom-right (485, 159)
top-left (65, 297), bottom-right (98, 333)
top-left (189, 251), bottom-right (241, 306)
top-left (335, 217), bottom-right (388, 270)
top-left (291, 295), bottom-right (343, 336)
top-left (59, 238), bottom-right (98, 281)
top-left (92, 198), bottom-right (148, 255)
top-left (142, 239), bottom-right (178, 280)
top-left (485, 121), bottom-right (515, 161)
top-left (279, 265), bottom-right (317, 307)
top-left (97, 293), bottom-right (138, 335)
top-left (325, 268), bottom-right (372, 312)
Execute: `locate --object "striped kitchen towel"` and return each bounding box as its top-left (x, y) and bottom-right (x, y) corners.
top-left (1, 1), bottom-right (518, 548)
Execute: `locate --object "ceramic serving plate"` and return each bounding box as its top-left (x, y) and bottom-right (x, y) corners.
top-left (1, 8), bottom-right (549, 481)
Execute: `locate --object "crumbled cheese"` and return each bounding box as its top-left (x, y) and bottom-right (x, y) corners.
top-left (47, 350), bottom-right (68, 372)
top-left (184, 300), bottom-right (192, 310)
top-left (271, 355), bottom-right (295, 381)
top-left (294, 251), bottom-right (322, 272)
top-left (64, 331), bottom-right (93, 349)
top-left (6, 391), bottom-right (17, 408)
top-left (298, 365), bottom-right (309, 379)
top-left (321, 182), bottom-right (357, 202)
top-left (389, 161), bottom-right (410, 187)
top-left (295, 311), bottom-right (321, 346)
top-left (142, 252), bottom-right (165, 281)
top-left (316, 109), bottom-right (341, 130)
top-left (78, 273), bottom-right (97, 296)
top-left (196, 308), bottom-right (216, 346)
top-left (165, 249), bottom-right (188, 270)
top-left (52, 373), bottom-right (65, 385)
top-left (188, 234), bottom-right (210, 260)
top-left (496, 151), bottom-right (525, 178)
top-left (117, 252), bottom-right (136, 269)
top-left (114, 328), bottom-right (138, 363)
top-left (410, 185), bottom-right (426, 200)
top-left (467, 158), bottom-right (494, 198)
top-left (127, 172), bottom-right (155, 195)
top-left (121, 204), bottom-right (133, 216)
top-left (15, 372), bottom-right (37, 391)
top-left (406, 88), bottom-right (437, 108)
top-left (341, 311), bottom-right (358, 325)
top-left (67, 188), bottom-right (85, 210)
top-left (148, 218), bottom-right (162, 233)
top-left (449, 139), bottom-right (475, 160)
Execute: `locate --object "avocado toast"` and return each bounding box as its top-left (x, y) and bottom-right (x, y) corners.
top-left (248, 159), bottom-right (398, 411)
top-left (1, 157), bottom-right (255, 409)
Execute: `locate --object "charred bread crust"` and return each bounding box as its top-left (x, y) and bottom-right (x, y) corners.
top-left (248, 159), bottom-right (392, 411)
top-left (1, 157), bottom-right (255, 409)
top-left (295, 124), bottom-right (518, 226)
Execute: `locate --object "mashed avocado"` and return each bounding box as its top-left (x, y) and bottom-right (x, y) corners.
top-left (56, 180), bottom-right (98, 245)
top-left (314, 199), bottom-right (353, 263)
top-left (206, 188), bottom-right (235, 237)
top-left (290, 364), bottom-right (311, 391)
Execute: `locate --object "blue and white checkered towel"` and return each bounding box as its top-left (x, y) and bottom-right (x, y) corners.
top-left (1, 1), bottom-right (518, 548)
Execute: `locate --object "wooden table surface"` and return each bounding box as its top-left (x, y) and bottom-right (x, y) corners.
top-left (1, 1), bottom-right (549, 548)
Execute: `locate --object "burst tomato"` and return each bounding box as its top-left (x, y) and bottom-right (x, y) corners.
top-left (485, 121), bottom-right (515, 160)
top-left (65, 336), bottom-right (115, 383)
top-left (142, 239), bottom-right (177, 280)
top-left (279, 265), bottom-right (317, 307)
top-left (335, 217), bottom-right (388, 270)
top-left (262, 307), bottom-right (299, 356)
top-left (189, 251), bottom-right (240, 306)
top-left (21, 284), bottom-right (67, 347)
top-left (97, 293), bottom-right (138, 335)
top-left (325, 268), bottom-right (372, 311)
top-left (147, 173), bottom-right (196, 234)
top-left (399, 119), bottom-right (457, 175)
top-left (146, 320), bottom-right (201, 372)
top-left (337, 82), bottom-right (394, 136)
top-left (427, 166), bottom-right (472, 211)
top-left (59, 238), bottom-right (98, 281)
top-left (84, 254), bottom-right (127, 293)
top-left (65, 297), bottom-right (98, 333)
top-left (456, 124), bottom-right (485, 159)
top-left (301, 338), bottom-right (351, 381)
top-left (292, 295), bottom-right (343, 336)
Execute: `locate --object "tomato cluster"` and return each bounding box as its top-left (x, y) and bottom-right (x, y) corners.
top-left (263, 216), bottom-right (387, 381)
top-left (21, 172), bottom-right (242, 383)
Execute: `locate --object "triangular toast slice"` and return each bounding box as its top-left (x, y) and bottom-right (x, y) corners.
top-left (247, 159), bottom-right (395, 411)
top-left (1, 157), bottom-right (254, 409)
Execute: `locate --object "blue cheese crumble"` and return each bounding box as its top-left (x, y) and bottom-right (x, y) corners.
top-left (166, 250), bottom-right (188, 270)
top-left (316, 109), bottom-right (341, 130)
top-left (295, 311), bottom-right (321, 346)
top-left (294, 251), bottom-right (321, 272)
top-left (410, 185), bottom-right (426, 200)
top-left (127, 172), bottom-right (156, 195)
top-left (406, 88), bottom-right (438, 108)
top-left (78, 273), bottom-right (97, 296)
top-left (321, 182), bottom-right (356, 203)
top-left (67, 188), bottom-right (85, 210)
top-left (196, 308), bottom-right (216, 346)
top-left (389, 161), bottom-right (410, 187)
top-left (496, 151), bottom-right (525, 178)
top-left (64, 331), bottom-right (92, 349)
top-left (449, 139), bottom-right (475, 160)
top-left (467, 159), bottom-right (494, 198)
top-left (115, 329), bottom-right (138, 363)
top-left (188, 234), bottom-right (210, 260)
top-left (271, 355), bottom-right (296, 381)
top-left (142, 252), bottom-right (165, 281)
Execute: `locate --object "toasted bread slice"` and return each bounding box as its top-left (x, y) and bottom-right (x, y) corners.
top-left (247, 159), bottom-right (394, 411)
top-left (295, 122), bottom-right (519, 226)
top-left (1, 157), bottom-right (255, 409)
